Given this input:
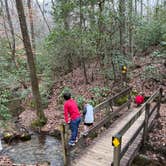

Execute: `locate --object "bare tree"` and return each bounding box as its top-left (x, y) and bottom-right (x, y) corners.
top-left (79, 0), bottom-right (88, 84)
top-left (2, 0), bottom-right (16, 67)
top-left (36, 0), bottom-right (51, 32)
top-left (27, 0), bottom-right (35, 52)
top-left (135, 0), bottom-right (137, 15)
top-left (129, 0), bottom-right (133, 58)
top-left (140, 0), bottom-right (143, 17)
top-left (0, 1), bottom-right (11, 52)
top-left (15, 0), bottom-right (47, 123)
top-left (98, 0), bottom-right (105, 66)
top-left (155, 0), bottom-right (159, 16)
top-left (119, 0), bottom-right (126, 54)
top-left (62, 0), bottom-right (70, 30)
top-left (51, 0), bottom-right (55, 7)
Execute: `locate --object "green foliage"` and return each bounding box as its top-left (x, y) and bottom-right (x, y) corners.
top-left (131, 90), bottom-right (138, 97)
top-left (60, 87), bottom-right (71, 95)
top-left (76, 96), bottom-right (85, 110)
top-left (89, 86), bottom-right (110, 104)
top-left (115, 95), bottom-right (128, 106)
top-left (0, 89), bottom-right (12, 120)
top-left (87, 99), bottom-right (96, 107)
top-left (151, 50), bottom-right (166, 58)
top-left (134, 20), bottom-right (162, 50)
top-left (31, 118), bottom-right (47, 128)
top-left (141, 65), bottom-right (162, 81)
top-left (44, 28), bottom-right (97, 77)
top-left (57, 87), bottom-right (71, 104)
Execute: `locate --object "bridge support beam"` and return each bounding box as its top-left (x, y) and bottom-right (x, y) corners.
top-left (143, 103), bottom-right (150, 144)
top-left (157, 88), bottom-right (163, 117)
top-left (112, 134), bottom-right (122, 166)
top-left (61, 123), bottom-right (70, 166)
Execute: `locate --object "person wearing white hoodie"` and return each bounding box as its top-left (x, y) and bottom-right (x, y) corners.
top-left (83, 101), bottom-right (94, 134)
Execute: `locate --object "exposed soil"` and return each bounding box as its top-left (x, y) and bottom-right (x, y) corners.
top-left (0, 49), bottom-right (166, 165)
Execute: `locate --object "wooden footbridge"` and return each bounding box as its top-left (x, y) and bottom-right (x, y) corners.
top-left (60, 87), bottom-right (163, 166)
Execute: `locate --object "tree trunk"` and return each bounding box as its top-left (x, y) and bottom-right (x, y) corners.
top-left (36, 0), bottom-right (51, 32)
top-left (80, 0), bottom-right (88, 84)
top-left (27, 0), bottom-right (36, 52)
top-left (89, 0), bottom-right (95, 29)
top-left (15, 0), bottom-right (46, 122)
top-left (129, 0), bottom-right (133, 59)
top-left (62, 0), bottom-right (69, 30)
top-left (0, 0), bottom-right (12, 55)
top-left (135, 0), bottom-right (137, 15)
top-left (119, 0), bottom-right (126, 55)
top-left (4, 0), bottom-right (16, 67)
top-left (51, 0), bottom-right (55, 6)
top-left (98, 0), bottom-right (105, 67)
top-left (141, 0), bottom-right (143, 17)
top-left (155, 0), bottom-right (159, 17)
top-left (147, 0), bottom-right (150, 21)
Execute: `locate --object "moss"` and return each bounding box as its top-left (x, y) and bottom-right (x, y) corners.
top-left (31, 118), bottom-right (47, 128)
top-left (3, 132), bottom-right (13, 143)
top-left (115, 95), bottom-right (128, 106)
top-left (20, 133), bottom-right (31, 141)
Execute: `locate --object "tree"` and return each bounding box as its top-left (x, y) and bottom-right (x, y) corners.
top-left (79, 0), bottom-right (88, 84)
top-left (140, 0), bottom-right (143, 17)
top-left (27, 0), bottom-right (36, 52)
top-left (97, 0), bottom-right (105, 66)
top-left (119, 0), bottom-right (126, 54)
top-left (1, 0), bottom-right (16, 67)
top-left (128, 0), bottom-right (133, 58)
top-left (135, 0), bottom-right (137, 15)
top-left (15, 0), bottom-right (47, 123)
top-left (36, 0), bottom-right (51, 32)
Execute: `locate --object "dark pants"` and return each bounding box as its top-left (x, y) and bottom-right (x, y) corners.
top-left (69, 117), bottom-right (81, 143)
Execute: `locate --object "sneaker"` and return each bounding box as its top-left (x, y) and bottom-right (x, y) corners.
top-left (75, 138), bottom-right (78, 143)
top-left (83, 131), bottom-right (88, 136)
top-left (68, 142), bottom-right (75, 146)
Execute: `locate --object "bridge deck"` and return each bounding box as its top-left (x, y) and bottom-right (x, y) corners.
top-left (71, 104), bottom-right (155, 166)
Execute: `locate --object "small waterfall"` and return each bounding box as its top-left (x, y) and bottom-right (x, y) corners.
top-left (0, 138), bottom-right (2, 151)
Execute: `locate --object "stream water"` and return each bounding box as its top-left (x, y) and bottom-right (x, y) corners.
top-left (0, 134), bottom-right (63, 166)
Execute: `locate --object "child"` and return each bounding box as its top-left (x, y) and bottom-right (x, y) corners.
top-left (83, 101), bottom-right (94, 135)
top-left (63, 92), bottom-right (81, 146)
top-left (135, 92), bottom-right (144, 107)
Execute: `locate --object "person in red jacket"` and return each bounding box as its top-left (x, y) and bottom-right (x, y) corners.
top-left (63, 92), bottom-right (81, 146)
top-left (135, 92), bottom-right (144, 107)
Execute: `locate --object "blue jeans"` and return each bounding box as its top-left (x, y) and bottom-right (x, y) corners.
top-left (69, 117), bottom-right (81, 143)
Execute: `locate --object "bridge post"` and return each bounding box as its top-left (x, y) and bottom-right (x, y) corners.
top-left (157, 88), bottom-right (163, 117)
top-left (112, 134), bottom-right (122, 166)
top-left (61, 123), bottom-right (70, 166)
top-left (143, 103), bottom-right (150, 144)
top-left (127, 90), bottom-right (131, 109)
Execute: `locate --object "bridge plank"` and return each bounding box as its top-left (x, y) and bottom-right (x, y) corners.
top-left (72, 103), bottom-right (156, 166)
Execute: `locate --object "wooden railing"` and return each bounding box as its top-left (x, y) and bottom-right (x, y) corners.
top-left (112, 88), bottom-right (163, 166)
top-left (60, 86), bottom-right (132, 166)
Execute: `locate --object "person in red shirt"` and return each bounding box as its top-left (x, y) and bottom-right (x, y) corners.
top-left (63, 92), bottom-right (81, 146)
top-left (135, 92), bottom-right (144, 107)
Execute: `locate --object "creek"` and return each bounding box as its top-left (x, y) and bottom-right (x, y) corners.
top-left (0, 133), bottom-right (63, 166)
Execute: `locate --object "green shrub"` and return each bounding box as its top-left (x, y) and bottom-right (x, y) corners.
top-left (57, 87), bottom-right (71, 104)
top-left (115, 95), bottom-right (128, 106)
top-left (76, 96), bottom-right (85, 110)
top-left (134, 20), bottom-right (162, 50)
top-left (0, 89), bottom-right (12, 120)
top-left (31, 118), bottom-right (47, 128)
top-left (141, 65), bottom-right (162, 81)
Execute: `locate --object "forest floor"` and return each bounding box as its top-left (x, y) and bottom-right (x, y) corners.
top-left (0, 47), bottom-right (166, 165)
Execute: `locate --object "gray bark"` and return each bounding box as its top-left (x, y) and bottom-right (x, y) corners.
top-left (15, 0), bottom-right (46, 122)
